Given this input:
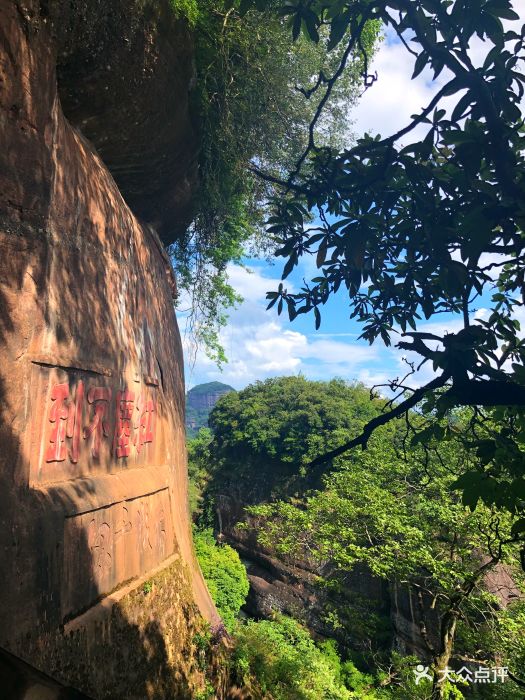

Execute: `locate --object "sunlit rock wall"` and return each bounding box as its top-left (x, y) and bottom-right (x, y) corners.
top-left (0, 0), bottom-right (218, 695)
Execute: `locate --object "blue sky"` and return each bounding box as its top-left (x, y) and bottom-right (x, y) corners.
top-left (179, 11), bottom-right (525, 391)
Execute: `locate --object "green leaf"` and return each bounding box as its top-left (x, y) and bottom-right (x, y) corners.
top-left (317, 242), bottom-right (328, 267)
top-left (412, 51), bottom-right (428, 79)
top-left (487, 6), bottom-right (520, 21)
top-left (282, 256), bottom-right (296, 279)
top-left (238, 0), bottom-right (253, 15)
top-left (266, 293), bottom-right (279, 310)
top-left (314, 306), bottom-right (321, 330)
top-left (511, 518), bottom-right (525, 537)
top-left (462, 490), bottom-right (480, 511)
top-left (327, 12), bottom-right (350, 51)
top-left (292, 12), bottom-right (301, 41)
top-left (302, 9), bottom-right (320, 42)
top-left (451, 91), bottom-right (473, 122)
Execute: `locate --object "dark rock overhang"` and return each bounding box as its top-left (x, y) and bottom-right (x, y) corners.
top-left (44, 0), bottom-right (199, 244)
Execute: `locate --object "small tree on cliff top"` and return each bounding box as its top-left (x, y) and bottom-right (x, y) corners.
top-left (239, 0), bottom-right (525, 517)
top-left (202, 376), bottom-right (380, 505)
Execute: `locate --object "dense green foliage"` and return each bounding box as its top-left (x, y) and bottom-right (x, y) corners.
top-left (169, 0), bottom-right (379, 361)
top-left (169, 0), bottom-right (199, 26)
top-left (232, 615), bottom-right (354, 699)
top-left (187, 428), bottom-right (213, 518)
top-left (236, 0), bottom-right (525, 517)
top-left (192, 523), bottom-right (367, 697)
top-left (192, 376), bottom-right (525, 699)
top-left (202, 376), bottom-right (380, 506)
top-left (250, 421), bottom-right (525, 695)
top-left (193, 528), bottom-right (250, 631)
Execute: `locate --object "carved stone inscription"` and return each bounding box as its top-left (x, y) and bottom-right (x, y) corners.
top-left (46, 381), bottom-right (155, 463)
top-left (62, 488), bottom-right (173, 619)
top-left (30, 365), bottom-right (158, 484)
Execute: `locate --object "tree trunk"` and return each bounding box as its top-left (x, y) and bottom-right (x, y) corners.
top-left (430, 610), bottom-right (458, 700)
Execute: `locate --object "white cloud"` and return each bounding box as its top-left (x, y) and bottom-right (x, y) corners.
top-left (227, 264), bottom-right (294, 299)
top-left (352, 32), bottom-right (437, 142)
top-left (180, 264), bottom-right (384, 389)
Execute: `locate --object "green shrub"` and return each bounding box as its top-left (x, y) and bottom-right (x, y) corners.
top-left (233, 615), bottom-right (353, 700)
top-left (193, 528), bottom-right (249, 631)
top-left (169, 0), bottom-right (199, 26)
top-left (187, 428), bottom-right (213, 519)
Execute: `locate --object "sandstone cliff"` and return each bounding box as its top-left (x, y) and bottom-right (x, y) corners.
top-left (0, 1), bottom-right (223, 696)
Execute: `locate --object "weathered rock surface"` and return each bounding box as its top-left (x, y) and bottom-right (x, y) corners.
top-left (0, 646), bottom-right (93, 700)
top-left (216, 491), bottom-right (520, 663)
top-left (216, 493), bottom-right (392, 651)
top-left (188, 382), bottom-right (235, 412)
top-left (0, 0), bottom-right (219, 695)
top-left (48, 0), bottom-right (200, 242)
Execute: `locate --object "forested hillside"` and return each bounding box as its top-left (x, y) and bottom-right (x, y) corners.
top-left (190, 377), bottom-right (525, 699)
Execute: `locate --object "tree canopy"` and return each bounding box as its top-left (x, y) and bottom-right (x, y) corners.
top-left (250, 418), bottom-right (525, 698)
top-left (192, 376), bottom-right (525, 699)
top-left (202, 376), bottom-right (380, 503)
top-left (232, 615), bottom-right (355, 700)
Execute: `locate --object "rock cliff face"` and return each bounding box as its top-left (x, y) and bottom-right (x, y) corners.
top-left (216, 492), bottom-right (520, 663)
top-left (216, 493), bottom-right (394, 654)
top-left (188, 382), bottom-right (235, 411)
top-left (0, 0), bottom-right (220, 696)
top-left (49, 0), bottom-right (200, 242)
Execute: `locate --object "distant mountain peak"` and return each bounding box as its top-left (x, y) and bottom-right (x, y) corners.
top-left (186, 382), bottom-right (235, 436)
top-left (187, 381), bottom-right (235, 396)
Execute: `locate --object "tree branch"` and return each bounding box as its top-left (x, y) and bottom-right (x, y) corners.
top-left (350, 80), bottom-right (452, 157)
top-left (309, 372), bottom-right (525, 472)
top-left (507, 670), bottom-right (525, 689)
top-left (248, 165), bottom-right (309, 195)
top-left (448, 379), bottom-right (525, 407)
top-left (416, 588), bottom-right (437, 656)
top-left (309, 373), bottom-right (450, 470)
top-left (289, 7), bottom-right (376, 184)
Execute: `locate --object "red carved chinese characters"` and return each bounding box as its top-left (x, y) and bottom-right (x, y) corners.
top-left (113, 390), bottom-right (135, 458)
top-left (44, 380), bottom-right (156, 466)
top-left (83, 387), bottom-right (111, 459)
top-left (134, 394), bottom-right (155, 454)
top-left (45, 381), bottom-right (84, 463)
